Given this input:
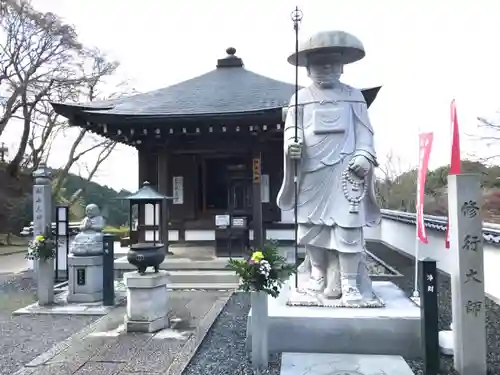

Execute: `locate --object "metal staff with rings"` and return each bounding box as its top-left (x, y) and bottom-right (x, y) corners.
top-left (291, 6), bottom-right (303, 288)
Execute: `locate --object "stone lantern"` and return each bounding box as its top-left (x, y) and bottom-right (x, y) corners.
top-left (122, 181), bottom-right (171, 275)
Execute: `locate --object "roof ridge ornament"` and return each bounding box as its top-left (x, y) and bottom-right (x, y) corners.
top-left (216, 47), bottom-right (244, 68)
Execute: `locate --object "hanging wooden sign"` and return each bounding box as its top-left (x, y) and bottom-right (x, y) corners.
top-left (252, 158), bottom-right (261, 183)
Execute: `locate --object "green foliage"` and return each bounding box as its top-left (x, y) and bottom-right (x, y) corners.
top-left (377, 160), bottom-right (500, 219)
top-left (0, 165), bottom-right (131, 234)
top-left (61, 174), bottom-right (130, 226)
top-left (103, 226), bottom-right (129, 239)
top-left (226, 240), bottom-right (296, 298)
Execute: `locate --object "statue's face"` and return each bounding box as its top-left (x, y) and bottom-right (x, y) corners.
top-left (307, 52), bottom-right (343, 88)
top-left (85, 204), bottom-right (99, 218)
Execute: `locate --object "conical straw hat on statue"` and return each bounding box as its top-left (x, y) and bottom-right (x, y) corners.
top-left (287, 30), bottom-right (365, 67)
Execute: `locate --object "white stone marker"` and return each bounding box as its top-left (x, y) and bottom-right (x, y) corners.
top-left (32, 163), bottom-right (54, 306)
top-left (124, 271), bottom-right (169, 333)
top-left (448, 174), bottom-right (487, 374)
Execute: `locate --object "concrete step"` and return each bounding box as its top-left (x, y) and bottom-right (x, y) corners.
top-left (113, 256), bottom-right (244, 279)
top-left (167, 282), bottom-right (238, 290)
top-left (114, 256), bottom-right (242, 271)
top-left (165, 270), bottom-right (239, 284)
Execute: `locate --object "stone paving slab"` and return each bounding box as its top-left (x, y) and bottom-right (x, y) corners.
top-left (281, 353), bottom-right (415, 375)
top-left (12, 281), bottom-right (127, 316)
top-left (14, 290), bottom-right (232, 375)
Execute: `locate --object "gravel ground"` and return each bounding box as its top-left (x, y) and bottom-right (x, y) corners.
top-left (183, 292), bottom-right (281, 375)
top-left (0, 270), bottom-right (98, 375)
top-left (183, 243), bottom-right (498, 375)
top-left (369, 242), bottom-right (499, 375)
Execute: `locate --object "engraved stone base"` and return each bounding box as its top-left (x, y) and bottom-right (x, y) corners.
top-left (247, 281), bottom-right (421, 358)
top-left (288, 286), bottom-right (384, 308)
top-left (125, 315), bottom-right (170, 333)
top-left (287, 258), bottom-right (385, 308)
top-left (67, 254), bottom-right (103, 303)
top-left (124, 271), bottom-right (170, 333)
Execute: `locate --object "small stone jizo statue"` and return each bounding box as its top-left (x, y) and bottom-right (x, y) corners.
top-left (71, 204), bottom-right (105, 256)
top-left (277, 30), bottom-right (382, 305)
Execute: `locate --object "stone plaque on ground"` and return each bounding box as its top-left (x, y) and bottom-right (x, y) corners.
top-left (280, 353), bottom-right (415, 375)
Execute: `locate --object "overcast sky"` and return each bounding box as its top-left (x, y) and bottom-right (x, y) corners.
top-left (2, 0), bottom-right (499, 192)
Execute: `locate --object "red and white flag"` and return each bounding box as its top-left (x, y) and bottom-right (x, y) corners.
top-left (445, 99), bottom-right (462, 248)
top-left (417, 132), bottom-right (434, 244)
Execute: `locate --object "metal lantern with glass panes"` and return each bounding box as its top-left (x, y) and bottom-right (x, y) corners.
top-left (121, 181), bottom-right (172, 275)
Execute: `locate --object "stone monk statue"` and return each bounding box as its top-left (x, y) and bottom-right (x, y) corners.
top-left (71, 204), bottom-right (105, 256)
top-left (277, 30), bottom-right (381, 305)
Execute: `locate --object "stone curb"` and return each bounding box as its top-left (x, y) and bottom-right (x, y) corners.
top-left (164, 291), bottom-right (233, 375)
top-left (0, 248), bottom-right (26, 257)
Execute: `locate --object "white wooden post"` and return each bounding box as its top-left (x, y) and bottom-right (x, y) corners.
top-left (448, 174), bottom-right (487, 375)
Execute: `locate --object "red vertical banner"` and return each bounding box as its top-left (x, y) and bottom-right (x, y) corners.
top-left (417, 132), bottom-right (434, 244)
top-left (445, 99), bottom-right (462, 248)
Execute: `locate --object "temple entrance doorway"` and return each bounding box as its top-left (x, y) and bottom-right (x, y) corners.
top-left (198, 155), bottom-right (252, 216)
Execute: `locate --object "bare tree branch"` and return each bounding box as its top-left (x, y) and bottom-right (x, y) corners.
top-left (68, 141), bottom-right (117, 205)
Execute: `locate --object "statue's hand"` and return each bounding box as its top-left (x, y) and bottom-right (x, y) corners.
top-left (349, 155), bottom-right (372, 178)
top-left (288, 141), bottom-right (302, 160)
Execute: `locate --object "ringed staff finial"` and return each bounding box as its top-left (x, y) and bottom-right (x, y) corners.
top-left (291, 7), bottom-right (303, 31)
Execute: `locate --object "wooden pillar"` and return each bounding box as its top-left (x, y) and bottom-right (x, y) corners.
top-left (157, 150), bottom-right (170, 253)
top-left (420, 257), bottom-right (439, 375)
top-left (137, 147), bottom-right (149, 242)
top-left (252, 146), bottom-right (264, 249)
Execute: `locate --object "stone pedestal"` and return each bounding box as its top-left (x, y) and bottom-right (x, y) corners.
top-left (251, 291), bottom-right (269, 369)
top-left (67, 254), bottom-right (103, 303)
top-left (36, 258), bottom-right (55, 306)
top-left (247, 281), bottom-right (421, 358)
top-left (124, 271), bottom-right (169, 333)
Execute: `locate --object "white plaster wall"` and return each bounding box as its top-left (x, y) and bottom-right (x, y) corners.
top-left (144, 203), bottom-right (160, 225)
top-left (145, 230), bottom-right (160, 242)
top-left (185, 230), bottom-right (215, 241)
top-left (183, 229), bottom-right (300, 242)
top-left (364, 225), bottom-right (381, 241)
top-left (168, 230), bottom-right (179, 242)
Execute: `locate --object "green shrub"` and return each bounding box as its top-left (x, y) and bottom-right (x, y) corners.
top-left (103, 226), bottom-right (129, 239)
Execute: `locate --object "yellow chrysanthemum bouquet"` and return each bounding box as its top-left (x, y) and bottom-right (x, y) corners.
top-left (226, 240), bottom-right (296, 298)
top-left (26, 226), bottom-right (56, 261)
